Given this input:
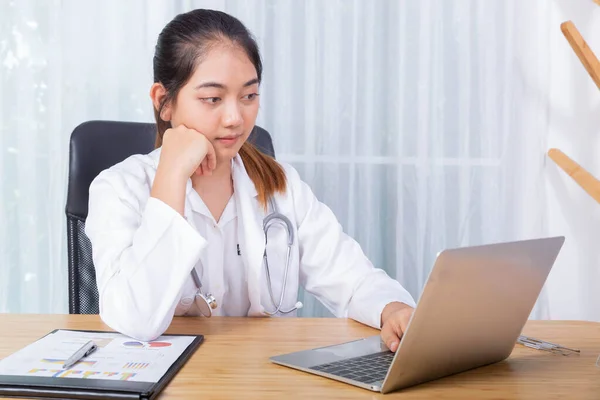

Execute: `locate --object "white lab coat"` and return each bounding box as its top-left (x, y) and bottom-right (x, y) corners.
top-left (86, 148), bottom-right (416, 341)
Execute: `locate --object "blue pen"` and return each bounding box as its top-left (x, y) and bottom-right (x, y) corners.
top-left (62, 340), bottom-right (97, 370)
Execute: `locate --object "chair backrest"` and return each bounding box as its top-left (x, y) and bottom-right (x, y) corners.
top-left (65, 120), bottom-right (275, 314)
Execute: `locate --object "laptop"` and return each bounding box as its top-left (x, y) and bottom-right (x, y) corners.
top-left (270, 237), bottom-right (565, 394)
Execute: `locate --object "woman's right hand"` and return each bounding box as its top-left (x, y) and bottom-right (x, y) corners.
top-left (151, 125), bottom-right (216, 215)
top-left (158, 124), bottom-right (217, 181)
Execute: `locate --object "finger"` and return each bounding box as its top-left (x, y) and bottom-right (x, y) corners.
top-left (202, 158), bottom-right (212, 176)
top-left (380, 322), bottom-right (401, 353)
top-left (398, 311), bottom-right (412, 335)
top-left (185, 128), bottom-right (216, 171)
top-left (205, 141), bottom-right (217, 170)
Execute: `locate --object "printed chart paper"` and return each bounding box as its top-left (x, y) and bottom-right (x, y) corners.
top-left (0, 330), bottom-right (196, 383)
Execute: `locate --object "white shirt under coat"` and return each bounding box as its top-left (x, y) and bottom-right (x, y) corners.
top-left (184, 190), bottom-right (251, 317)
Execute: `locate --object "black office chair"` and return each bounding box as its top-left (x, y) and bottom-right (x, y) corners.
top-left (65, 120), bottom-right (275, 314)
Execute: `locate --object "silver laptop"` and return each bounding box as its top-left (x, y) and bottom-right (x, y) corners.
top-left (270, 237), bottom-right (565, 394)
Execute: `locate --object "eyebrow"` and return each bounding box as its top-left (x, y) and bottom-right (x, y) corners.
top-left (194, 78), bottom-right (259, 90)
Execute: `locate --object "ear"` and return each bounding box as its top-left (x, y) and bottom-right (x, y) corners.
top-left (149, 83), bottom-right (172, 121)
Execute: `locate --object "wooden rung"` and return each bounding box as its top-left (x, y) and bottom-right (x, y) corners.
top-left (548, 148), bottom-right (600, 204)
top-left (561, 20), bottom-right (600, 90)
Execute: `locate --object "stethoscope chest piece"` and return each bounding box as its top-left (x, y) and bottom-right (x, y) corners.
top-left (195, 290), bottom-right (217, 317)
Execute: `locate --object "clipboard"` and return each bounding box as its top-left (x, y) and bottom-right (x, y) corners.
top-left (0, 329), bottom-right (204, 400)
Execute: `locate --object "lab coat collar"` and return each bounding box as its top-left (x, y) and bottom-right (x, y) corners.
top-left (231, 155), bottom-right (258, 198)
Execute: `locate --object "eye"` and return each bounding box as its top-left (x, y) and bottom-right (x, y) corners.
top-left (200, 97), bottom-right (221, 104)
top-left (243, 93), bottom-right (259, 101)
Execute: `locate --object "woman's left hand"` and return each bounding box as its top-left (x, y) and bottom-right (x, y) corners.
top-left (380, 302), bottom-right (415, 352)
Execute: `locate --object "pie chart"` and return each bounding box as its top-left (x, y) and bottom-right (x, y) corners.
top-left (122, 341), bottom-right (144, 348)
top-left (148, 342), bottom-right (171, 348)
top-left (123, 341), bottom-right (172, 348)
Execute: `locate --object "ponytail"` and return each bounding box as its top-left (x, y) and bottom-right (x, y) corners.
top-left (238, 141), bottom-right (287, 210)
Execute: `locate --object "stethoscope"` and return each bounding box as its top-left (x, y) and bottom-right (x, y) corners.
top-left (190, 197), bottom-right (303, 317)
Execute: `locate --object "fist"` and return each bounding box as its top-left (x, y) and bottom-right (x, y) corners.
top-left (159, 125), bottom-right (217, 179)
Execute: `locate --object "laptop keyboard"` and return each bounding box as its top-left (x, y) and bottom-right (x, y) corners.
top-left (310, 351), bottom-right (394, 384)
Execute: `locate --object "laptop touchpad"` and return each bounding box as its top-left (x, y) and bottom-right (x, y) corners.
top-left (314, 335), bottom-right (389, 359)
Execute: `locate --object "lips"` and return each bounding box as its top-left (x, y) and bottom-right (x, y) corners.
top-left (218, 134), bottom-right (243, 140)
top-left (216, 134), bottom-right (243, 146)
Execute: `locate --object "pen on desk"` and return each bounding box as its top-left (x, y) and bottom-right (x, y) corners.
top-left (517, 335), bottom-right (580, 354)
top-left (62, 340), bottom-right (97, 370)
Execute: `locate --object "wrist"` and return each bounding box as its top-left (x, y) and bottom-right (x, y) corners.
top-left (151, 166), bottom-right (188, 216)
top-left (156, 162), bottom-right (190, 184)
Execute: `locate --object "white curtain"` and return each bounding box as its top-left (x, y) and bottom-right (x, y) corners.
top-left (1, 0), bottom-right (597, 321)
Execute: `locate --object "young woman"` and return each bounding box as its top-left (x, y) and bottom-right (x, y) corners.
top-left (85, 9), bottom-right (415, 351)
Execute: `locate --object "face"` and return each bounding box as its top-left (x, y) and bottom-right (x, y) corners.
top-left (153, 42), bottom-right (260, 163)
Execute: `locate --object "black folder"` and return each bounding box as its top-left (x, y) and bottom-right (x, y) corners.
top-left (0, 329), bottom-right (204, 399)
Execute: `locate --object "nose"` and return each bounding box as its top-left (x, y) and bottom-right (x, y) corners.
top-left (222, 99), bottom-right (243, 128)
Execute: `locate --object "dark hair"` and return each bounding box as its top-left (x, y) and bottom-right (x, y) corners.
top-left (152, 9), bottom-right (286, 208)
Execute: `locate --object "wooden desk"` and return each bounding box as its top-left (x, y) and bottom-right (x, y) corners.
top-left (1, 315), bottom-right (599, 399)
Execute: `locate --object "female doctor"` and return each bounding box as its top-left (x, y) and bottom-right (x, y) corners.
top-left (85, 9), bottom-right (416, 351)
